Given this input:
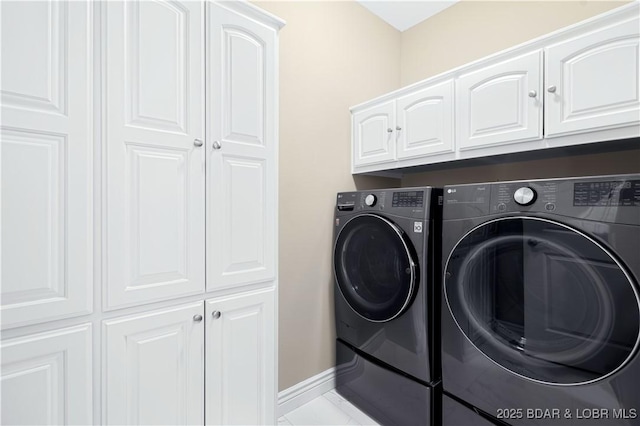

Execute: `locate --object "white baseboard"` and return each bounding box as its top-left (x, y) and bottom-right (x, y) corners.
top-left (277, 367), bottom-right (336, 417)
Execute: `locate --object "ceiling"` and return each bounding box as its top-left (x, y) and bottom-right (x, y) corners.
top-left (357, 0), bottom-right (460, 32)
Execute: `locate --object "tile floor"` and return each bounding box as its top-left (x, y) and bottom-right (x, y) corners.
top-left (278, 389), bottom-right (379, 426)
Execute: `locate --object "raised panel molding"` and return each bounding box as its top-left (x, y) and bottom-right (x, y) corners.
top-left (397, 79), bottom-right (454, 159)
top-left (545, 15), bottom-right (640, 137)
top-left (223, 26), bottom-right (266, 146)
top-left (0, 324), bottom-right (93, 425)
top-left (359, 115), bottom-right (390, 157)
top-left (125, 0), bottom-right (189, 133)
top-left (469, 73), bottom-right (526, 136)
top-left (557, 37), bottom-right (639, 123)
top-left (206, 290), bottom-right (275, 425)
top-left (103, 303), bottom-right (204, 426)
top-left (2, 129), bottom-right (66, 306)
top-left (0, 1), bottom-right (66, 115)
top-left (1, 353), bottom-right (64, 425)
top-left (405, 98), bottom-right (444, 147)
top-left (222, 157), bottom-right (266, 275)
top-left (456, 50), bottom-right (543, 151)
top-left (126, 144), bottom-right (188, 289)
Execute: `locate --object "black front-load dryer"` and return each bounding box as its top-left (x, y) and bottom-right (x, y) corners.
top-left (333, 187), bottom-right (442, 426)
top-left (442, 174), bottom-right (640, 425)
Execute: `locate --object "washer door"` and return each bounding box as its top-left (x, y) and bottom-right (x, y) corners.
top-left (444, 217), bottom-right (640, 385)
top-left (334, 214), bottom-right (417, 322)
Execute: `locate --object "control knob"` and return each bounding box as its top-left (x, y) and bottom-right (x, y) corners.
top-left (365, 194), bottom-right (377, 207)
top-left (514, 187), bottom-right (536, 206)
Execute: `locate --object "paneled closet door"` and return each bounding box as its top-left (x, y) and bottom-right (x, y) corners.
top-left (103, 302), bottom-right (204, 425)
top-left (104, 1), bottom-right (205, 309)
top-left (207, 3), bottom-right (277, 291)
top-left (0, 1), bottom-right (93, 328)
top-left (1, 324), bottom-right (92, 425)
top-left (205, 289), bottom-right (276, 425)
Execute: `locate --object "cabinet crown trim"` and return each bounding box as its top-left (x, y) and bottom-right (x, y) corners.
top-left (216, 0), bottom-right (286, 30)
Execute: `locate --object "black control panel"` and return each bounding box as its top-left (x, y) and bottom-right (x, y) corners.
top-left (392, 191), bottom-right (424, 207)
top-left (574, 180), bottom-right (640, 206)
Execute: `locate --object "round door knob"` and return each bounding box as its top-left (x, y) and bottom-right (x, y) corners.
top-left (396, 126), bottom-right (402, 131)
top-left (194, 138), bottom-right (204, 147)
top-left (364, 194), bottom-right (377, 207)
top-left (212, 140), bottom-right (222, 150)
top-left (528, 90), bottom-right (537, 98)
top-left (514, 187), bottom-right (537, 206)
top-left (193, 314), bottom-right (203, 322)
top-left (547, 85), bottom-right (557, 93)
top-left (212, 311), bottom-right (221, 319)
top-left (387, 128), bottom-right (393, 133)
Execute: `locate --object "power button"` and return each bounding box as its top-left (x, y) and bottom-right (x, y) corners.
top-left (545, 203), bottom-right (556, 211)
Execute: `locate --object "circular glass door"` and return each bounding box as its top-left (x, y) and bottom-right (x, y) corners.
top-left (444, 217), bottom-right (640, 385)
top-left (334, 214), bottom-right (417, 322)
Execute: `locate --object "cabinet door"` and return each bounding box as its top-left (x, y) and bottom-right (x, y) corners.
top-left (352, 101), bottom-right (396, 166)
top-left (545, 16), bottom-right (640, 137)
top-left (103, 302), bottom-right (204, 425)
top-left (397, 80), bottom-right (454, 159)
top-left (0, 1), bottom-right (92, 328)
top-left (205, 289), bottom-right (276, 425)
top-left (207, 3), bottom-right (277, 291)
top-left (456, 50), bottom-right (543, 150)
top-left (1, 324), bottom-right (92, 425)
top-left (104, 1), bottom-right (205, 309)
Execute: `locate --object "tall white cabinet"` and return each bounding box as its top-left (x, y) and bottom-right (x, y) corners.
top-left (1, 1), bottom-right (284, 425)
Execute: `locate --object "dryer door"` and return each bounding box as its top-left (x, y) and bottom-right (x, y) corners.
top-left (444, 216), bottom-right (640, 385)
top-left (334, 214), bottom-right (418, 322)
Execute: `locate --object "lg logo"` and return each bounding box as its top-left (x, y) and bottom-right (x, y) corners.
top-left (447, 188), bottom-right (457, 194)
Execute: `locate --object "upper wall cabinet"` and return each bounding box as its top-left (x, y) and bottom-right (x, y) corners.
top-left (207, 3), bottom-right (277, 292)
top-left (353, 100), bottom-right (396, 167)
top-left (397, 80), bottom-right (454, 159)
top-left (352, 80), bottom-right (455, 169)
top-left (1, 1), bottom-right (93, 328)
top-left (545, 16), bottom-right (640, 137)
top-left (456, 50), bottom-right (543, 150)
top-left (351, 4), bottom-right (639, 174)
top-left (104, 1), bottom-right (206, 309)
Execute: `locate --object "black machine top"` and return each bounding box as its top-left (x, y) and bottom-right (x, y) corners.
top-left (335, 187), bottom-right (440, 220)
top-left (443, 174), bottom-right (640, 225)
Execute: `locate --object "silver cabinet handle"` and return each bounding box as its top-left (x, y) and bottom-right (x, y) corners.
top-left (528, 90), bottom-right (537, 98)
top-left (212, 140), bottom-right (222, 150)
top-left (547, 85), bottom-right (557, 93)
top-left (194, 138), bottom-right (204, 147)
top-left (212, 311), bottom-right (221, 319)
top-left (396, 126), bottom-right (402, 131)
top-left (193, 314), bottom-right (203, 322)
top-left (387, 128), bottom-right (393, 133)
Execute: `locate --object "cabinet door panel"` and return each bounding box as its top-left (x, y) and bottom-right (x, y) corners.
top-left (205, 290), bottom-right (275, 425)
top-left (397, 80), bottom-right (454, 159)
top-left (104, 0), bottom-right (205, 309)
top-left (103, 302), bottom-right (204, 425)
top-left (207, 3), bottom-right (276, 291)
top-left (1, 324), bottom-right (92, 425)
top-left (545, 16), bottom-right (640, 137)
top-left (456, 50), bottom-right (543, 150)
top-left (1, 1), bottom-right (92, 328)
top-left (353, 101), bottom-right (396, 166)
